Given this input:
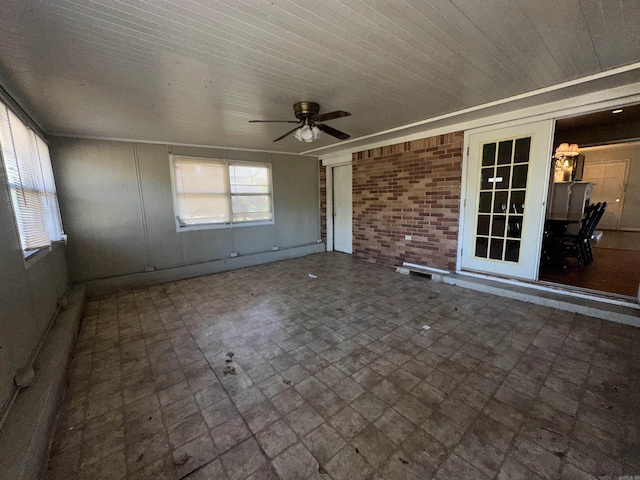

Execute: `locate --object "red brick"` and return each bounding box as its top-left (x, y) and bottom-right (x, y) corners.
top-left (352, 132), bottom-right (463, 271)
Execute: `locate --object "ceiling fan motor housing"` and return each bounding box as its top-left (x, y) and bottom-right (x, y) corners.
top-left (293, 101), bottom-right (320, 122)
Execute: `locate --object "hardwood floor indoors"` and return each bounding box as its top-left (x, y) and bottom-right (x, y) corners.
top-left (539, 231), bottom-right (640, 297)
top-left (593, 230), bottom-right (640, 252)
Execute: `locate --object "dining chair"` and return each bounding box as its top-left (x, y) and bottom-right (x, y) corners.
top-left (554, 202), bottom-right (601, 268)
top-left (582, 201), bottom-right (607, 264)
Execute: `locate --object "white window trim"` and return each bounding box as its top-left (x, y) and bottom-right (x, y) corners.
top-left (169, 154), bottom-right (275, 232)
top-left (20, 236), bottom-right (65, 268)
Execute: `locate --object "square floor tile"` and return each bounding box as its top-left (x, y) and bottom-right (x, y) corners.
top-left (256, 419), bottom-right (298, 458)
top-left (47, 254), bottom-right (640, 480)
top-left (272, 443), bottom-right (318, 479)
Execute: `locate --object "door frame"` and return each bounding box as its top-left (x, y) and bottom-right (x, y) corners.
top-left (456, 118), bottom-right (555, 278)
top-left (321, 154), bottom-right (352, 252)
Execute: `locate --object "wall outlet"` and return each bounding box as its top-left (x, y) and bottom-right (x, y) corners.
top-left (405, 235), bottom-right (412, 241)
top-left (272, 246), bottom-right (279, 251)
top-left (144, 265), bottom-right (155, 272)
top-left (230, 252), bottom-right (238, 258)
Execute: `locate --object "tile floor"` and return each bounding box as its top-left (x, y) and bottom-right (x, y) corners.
top-left (45, 253), bottom-right (640, 480)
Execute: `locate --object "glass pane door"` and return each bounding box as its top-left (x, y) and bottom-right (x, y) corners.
top-left (461, 120), bottom-right (554, 280)
top-left (474, 137), bottom-right (530, 263)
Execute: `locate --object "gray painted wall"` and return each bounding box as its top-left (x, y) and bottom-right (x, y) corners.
top-left (49, 137), bottom-right (321, 283)
top-left (581, 142), bottom-right (640, 230)
top-left (0, 158), bottom-right (69, 411)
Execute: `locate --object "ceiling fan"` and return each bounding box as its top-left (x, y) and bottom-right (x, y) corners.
top-left (249, 101), bottom-right (351, 143)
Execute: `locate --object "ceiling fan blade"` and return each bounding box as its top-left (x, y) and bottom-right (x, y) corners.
top-left (317, 123), bottom-right (350, 140)
top-left (249, 120), bottom-right (299, 123)
top-left (313, 110), bottom-right (351, 122)
top-left (273, 126), bottom-right (300, 142)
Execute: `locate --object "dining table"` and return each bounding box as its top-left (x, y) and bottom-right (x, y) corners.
top-left (545, 212), bottom-right (584, 236)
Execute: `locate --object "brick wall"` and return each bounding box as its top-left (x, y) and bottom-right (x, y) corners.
top-left (352, 132), bottom-right (463, 271)
top-left (319, 160), bottom-right (327, 243)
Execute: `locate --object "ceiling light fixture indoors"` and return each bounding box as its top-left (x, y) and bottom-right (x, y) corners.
top-left (554, 143), bottom-right (580, 159)
top-left (249, 101), bottom-right (351, 143)
top-left (553, 143), bottom-right (579, 182)
top-left (612, 109), bottom-right (624, 114)
top-left (294, 124), bottom-right (323, 143)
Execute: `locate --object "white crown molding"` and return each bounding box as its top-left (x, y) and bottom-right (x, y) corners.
top-left (47, 133), bottom-right (314, 157)
top-left (309, 63), bottom-right (640, 160)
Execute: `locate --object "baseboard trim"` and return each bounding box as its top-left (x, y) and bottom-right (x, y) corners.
top-left (83, 243), bottom-right (326, 297)
top-left (445, 273), bottom-right (640, 328)
top-left (0, 284), bottom-right (86, 480)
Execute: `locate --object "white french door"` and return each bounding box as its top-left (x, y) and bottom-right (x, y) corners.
top-left (461, 120), bottom-right (554, 280)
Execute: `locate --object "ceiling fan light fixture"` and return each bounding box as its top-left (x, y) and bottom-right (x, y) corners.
top-left (294, 124), bottom-right (322, 143)
top-left (312, 125), bottom-right (323, 140)
top-left (250, 101), bottom-right (350, 142)
top-left (295, 125), bottom-right (312, 142)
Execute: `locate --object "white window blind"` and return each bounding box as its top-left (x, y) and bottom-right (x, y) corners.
top-left (0, 103), bottom-right (65, 254)
top-left (35, 136), bottom-right (64, 241)
top-left (173, 156), bottom-right (231, 225)
top-left (172, 156), bottom-right (273, 227)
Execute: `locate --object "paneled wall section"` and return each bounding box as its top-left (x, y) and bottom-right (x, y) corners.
top-left (0, 163), bottom-right (68, 411)
top-left (352, 132), bottom-right (463, 271)
top-left (50, 138), bottom-right (321, 283)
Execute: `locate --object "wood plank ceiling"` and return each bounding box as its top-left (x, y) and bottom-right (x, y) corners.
top-left (0, 0), bottom-right (639, 153)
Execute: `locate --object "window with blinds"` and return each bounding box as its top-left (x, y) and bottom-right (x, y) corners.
top-left (171, 155), bottom-right (273, 228)
top-left (0, 103), bottom-right (64, 256)
top-left (229, 163), bottom-right (273, 223)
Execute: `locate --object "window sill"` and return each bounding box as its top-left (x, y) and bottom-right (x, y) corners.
top-left (23, 241), bottom-right (65, 269)
top-left (177, 220), bottom-right (274, 233)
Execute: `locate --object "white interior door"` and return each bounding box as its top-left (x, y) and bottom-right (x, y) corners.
top-left (582, 160), bottom-right (629, 230)
top-left (333, 164), bottom-right (352, 254)
top-left (461, 120), bottom-right (554, 280)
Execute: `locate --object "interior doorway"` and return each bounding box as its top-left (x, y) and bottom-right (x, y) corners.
top-left (538, 106), bottom-right (640, 299)
top-left (332, 164), bottom-right (352, 254)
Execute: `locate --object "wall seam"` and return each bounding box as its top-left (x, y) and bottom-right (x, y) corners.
top-left (133, 142), bottom-right (151, 266)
